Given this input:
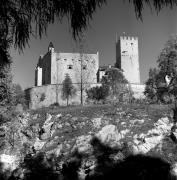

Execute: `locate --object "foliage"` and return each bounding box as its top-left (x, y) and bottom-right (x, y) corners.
top-left (101, 68), bottom-right (133, 102)
top-left (4, 137), bottom-right (175, 180)
top-left (129, 0), bottom-right (177, 20)
top-left (0, 64), bottom-right (13, 106)
top-left (86, 85), bottom-right (109, 101)
top-left (62, 74), bottom-right (76, 106)
top-left (0, 0), bottom-right (177, 67)
top-left (144, 36), bottom-right (177, 104)
top-left (144, 68), bottom-right (159, 103)
top-left (11, 84), bottom-right (27, 106)
top-left (0, 0), bottom-right (106, 66)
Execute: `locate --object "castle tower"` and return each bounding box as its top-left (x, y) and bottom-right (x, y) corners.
top-left (48, 42), bottom-right (54, 53)
top-left (116, 36), bottom-right (140, 84)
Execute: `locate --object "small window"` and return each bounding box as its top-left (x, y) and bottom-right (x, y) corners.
top-left (83, 65), bottom-right (87, 70)
top-left (64, 58), bottom-right (67, 61)
top-left (72, 59), bottom-right (74, 61)
top-left (67, 65), bottom-right (73, 69)
top-left (78, 59), bottom-right (81, 61)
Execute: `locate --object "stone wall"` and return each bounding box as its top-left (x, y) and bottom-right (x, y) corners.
top-left (51, 52), bottom-right (99, 85)
top-left (25, 83), bottom-right (100, 109)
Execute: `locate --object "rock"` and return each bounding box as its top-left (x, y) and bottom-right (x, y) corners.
top-left (33, 138), bottom-right (46, 151)
top-left (56, 114), bottom-right (62, 119)
top-left (129, 119), bottom-right (145, 125)
top-left (44, 113), bottom-right (53, 124)
top-left (170, 124), bottom-right (177, 142)
top-left (47, 144), bottom-right (63, 156)
top-left (132, 117), bottom-right (172, 154)
top-left (0, 154), bottom-right (18, 171)
top-left (91, 118), bottom-right (102, 129)
top-left (96, 125), bottom-right (122, 148)
top-left (40, 116), bottom-right (54, 140)
top-left (171, 163), bottom-right (177, 177)
top-left (73, 135), bottom-right (92, 153)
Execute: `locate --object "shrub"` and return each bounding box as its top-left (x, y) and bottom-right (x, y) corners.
top-left (86, 86), bottom-right (109, 101)
top-left (11, 84), bottom-right (27, 107)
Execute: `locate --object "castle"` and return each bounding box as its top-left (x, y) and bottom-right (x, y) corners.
top-left (26, 36), bottom-right (144, 109)
top-left (35, 42), bottom-right (99, 87)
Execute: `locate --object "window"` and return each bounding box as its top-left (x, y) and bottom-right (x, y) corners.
top-left (64, 58), bottom-right (67, 61)
top-left (67, 65), bottom-right (73, 69)
top-left (83, 65), bottom-right (87, 70)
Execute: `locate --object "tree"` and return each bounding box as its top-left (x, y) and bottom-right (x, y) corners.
top-left (62, 74), bottom-right (76, 106)
top-left (129, 0), bottom-right (177, 20)
top-left (144, 68), bottom-right (159, 103)
top-left (101, 67), bottom-right (133, 102)
top-left (0, 0), bottom-right (106, 66)
top-left (86, 85), bottom-right (109, 102)
top-left (0, 64), bottom-right (13, 106)
top-left (11, 83), bottom-right (27, 106)
top-left (144, 36), bottom-right (177, 103)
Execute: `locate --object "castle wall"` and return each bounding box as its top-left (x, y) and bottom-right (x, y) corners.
top-left (35, 67), bottom-right (42, 86)
top-left (25, 83), bottom-right (99, 109)
top-left (116, 36), bottom-right (140, 84)
top-left (35, 53), bottom-right (51, 86)
top-left (51, 52), bottom-right (99, 85)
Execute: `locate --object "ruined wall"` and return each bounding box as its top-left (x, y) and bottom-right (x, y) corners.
top-left (26, 83), bottom-right (99, 109)
top-left (51, 52), bottom-right (99, 85)
top-left (116, 36), bottom-right (140, 84)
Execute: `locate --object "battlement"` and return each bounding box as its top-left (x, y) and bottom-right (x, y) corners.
top-left (120, 36), bottom-right (138, 41)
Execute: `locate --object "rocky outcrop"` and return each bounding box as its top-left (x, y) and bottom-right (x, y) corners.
top-left (0, 106), bottom-right (175, 177)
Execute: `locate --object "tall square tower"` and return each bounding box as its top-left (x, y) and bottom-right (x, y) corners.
top-left (116, 36), bottom-right (140, 84)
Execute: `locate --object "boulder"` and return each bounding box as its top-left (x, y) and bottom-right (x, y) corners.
top-left (73, 135), bottom-right (92, 154)
top-left (96, 125), bottom-right (122, 148)
top-left (33, 138), bottom-right (46, 151)
top-left (0, 154), bottom-right (18, 171)
top-left (91, 118), bottom-right (102, 129)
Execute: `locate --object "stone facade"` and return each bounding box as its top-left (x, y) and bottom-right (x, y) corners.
top-left (116, 36), bottom-right (140, 84)
top-left (25, 83), bottom-right (100, 109)
top-left (26, 37), bottom-right (145, 109)
top-left (35, 42), bottom-right (99, 86)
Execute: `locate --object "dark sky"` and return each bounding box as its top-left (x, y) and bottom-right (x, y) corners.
top-left (10, 1), bottom-right (177, 89)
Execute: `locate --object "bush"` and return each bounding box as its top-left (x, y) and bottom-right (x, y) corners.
top-left (86, 86), bottom-right (109, 101)
top-left (11, 84), bottom-right (27, 108)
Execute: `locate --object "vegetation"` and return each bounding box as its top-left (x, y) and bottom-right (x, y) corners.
top-left (11, 84), bottom-right (27, 107)
top-left (0, 64), bottom-right (13, 106)
top-left (62, 74), bottom-right (76, 106)
top-left (0, 0), bottom-right (177, 68)
top-left (144, 36), bottom-right (177, 104)
top-left (0, 137), bottom-right (175, 180)
top-left (86, 86), bottom-right (109, 102)
top-left (101, 68), bottom-right (133, 102)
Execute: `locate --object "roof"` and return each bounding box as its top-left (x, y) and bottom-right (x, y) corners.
top-left (48, 42), bottom-right (54, 48)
